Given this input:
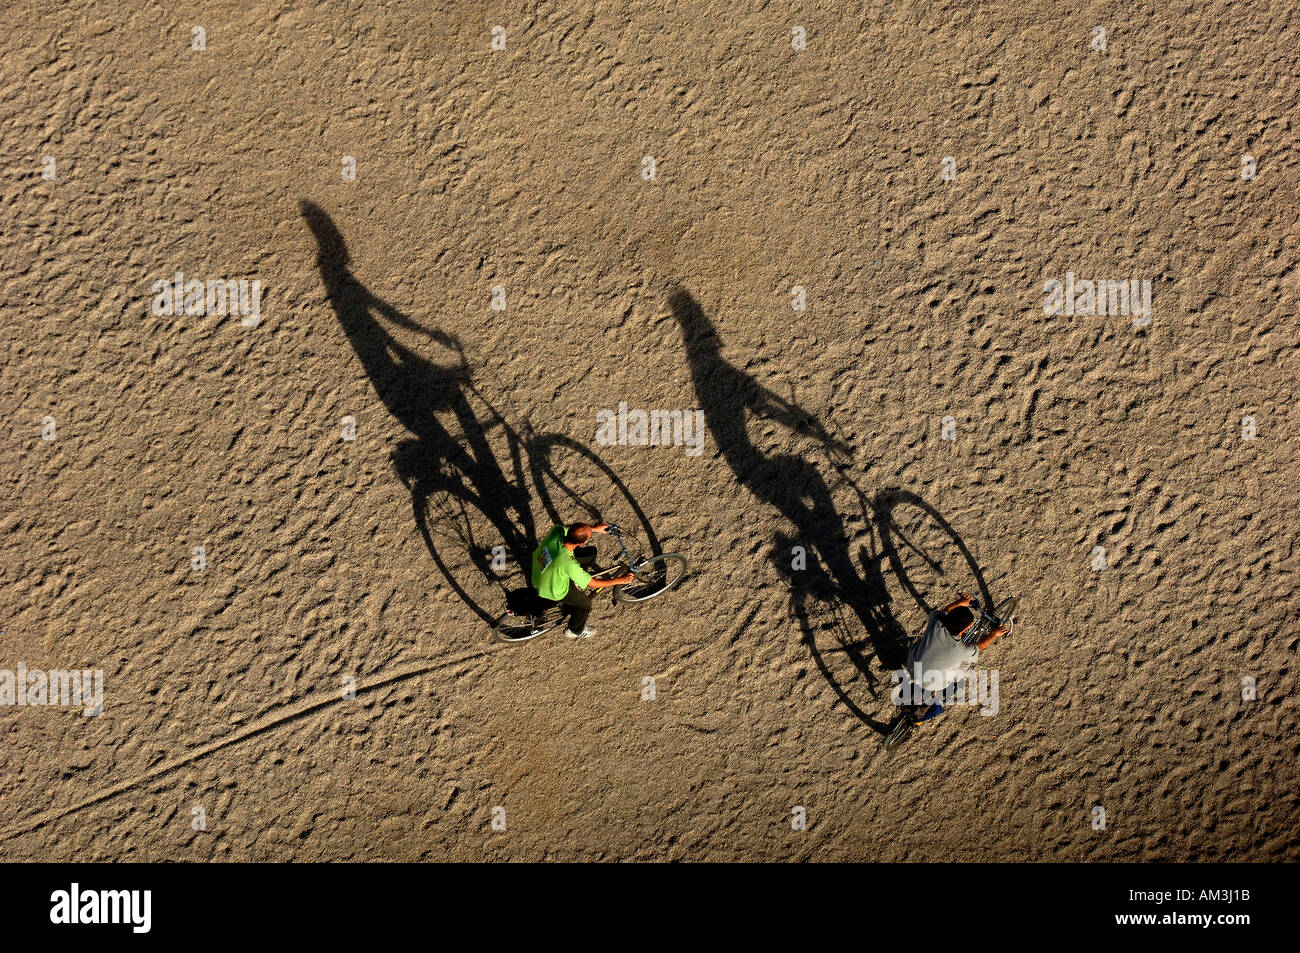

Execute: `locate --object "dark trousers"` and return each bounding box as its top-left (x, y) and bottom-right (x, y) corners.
top-left (559, 581), bottom-right (592, 633)
top-left (547, 546), bottom-right (598, 633)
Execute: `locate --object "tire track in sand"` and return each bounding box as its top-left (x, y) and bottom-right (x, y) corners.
top-left (0, 651), bottom-right (488, 841)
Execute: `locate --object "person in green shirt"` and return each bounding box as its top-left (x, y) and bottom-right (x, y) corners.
top-left (531, 522), bottom-right (634, 638)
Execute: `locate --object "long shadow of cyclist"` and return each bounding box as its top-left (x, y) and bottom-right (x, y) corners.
top-left (670, 285), bottom-right (992, 733)
top-left (301, 200), bottom-right (534, 624)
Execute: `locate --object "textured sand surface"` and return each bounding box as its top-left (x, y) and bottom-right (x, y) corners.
top-left (2, 1), bottom-right (1298, 861)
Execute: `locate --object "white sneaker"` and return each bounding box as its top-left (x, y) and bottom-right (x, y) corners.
top-left (565, 626), bottom-right (594, 639)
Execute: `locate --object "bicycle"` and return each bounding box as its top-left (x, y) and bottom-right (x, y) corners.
top-left (882, 594), bottom-right (1018, 753)
top-left (491, 523), bottom-right (689, 643)
top-left (962, 595), bottom-right (1017, 646)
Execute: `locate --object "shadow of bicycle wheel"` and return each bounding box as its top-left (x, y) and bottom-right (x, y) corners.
top-left (525, 431), bottom-right (664, 559)
top-left (872, 488), bottom-right (993, 616)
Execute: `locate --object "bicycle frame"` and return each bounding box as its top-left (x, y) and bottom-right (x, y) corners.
top-left (603, 524), bottom-right (643, 573)
top-left (961, 605), bottom-right (993, 645)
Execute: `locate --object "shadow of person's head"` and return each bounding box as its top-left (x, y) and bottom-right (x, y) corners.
top-left (300, 199), bottom-right (350, 268)
top-left (666, 285), bottom-right (722, 350)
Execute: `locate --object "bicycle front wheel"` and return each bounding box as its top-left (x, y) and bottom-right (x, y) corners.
top-left (612, 553), bottom-right (689, 605)
top-left (993, 596), bottom-right (1018, 624)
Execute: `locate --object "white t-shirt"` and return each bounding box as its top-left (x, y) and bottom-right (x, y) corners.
top-left (898, 610), bottom-right (979, 703)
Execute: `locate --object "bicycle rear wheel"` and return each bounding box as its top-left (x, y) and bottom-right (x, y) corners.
top-left (492, 605), bottom-right (566, 643)
top-left (883, 716), bottom-right (915, 753)
top-left (612, 553), bottom-right (689, 604)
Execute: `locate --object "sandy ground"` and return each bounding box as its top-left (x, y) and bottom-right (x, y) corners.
top-left (2, 0), bottom-right (1298, 861)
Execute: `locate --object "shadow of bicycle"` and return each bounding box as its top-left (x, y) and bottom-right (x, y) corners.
top-left (303, 200), bottom-right (663, 628)
top-left (669, 282), bottom-right (996, 734)
top-left (793, 484), bottom-right (995, 732)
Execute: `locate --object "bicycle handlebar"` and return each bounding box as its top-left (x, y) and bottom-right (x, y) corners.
top-left (596, 523), bottom-right (638, 573)
top-left (962, 598), bottom-right (1014, 645)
